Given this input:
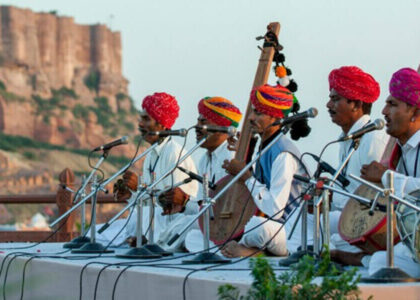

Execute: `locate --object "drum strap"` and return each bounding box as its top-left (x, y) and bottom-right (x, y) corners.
top-left (401, 143), bottom-right (420, 177)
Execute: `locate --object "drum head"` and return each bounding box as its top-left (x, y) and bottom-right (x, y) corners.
top-left (339, 184), bottom-right (400, 253)
top-left (339, 185), bottom-right (387, 239)
top-left (396, 190), bottom-right (420, 262)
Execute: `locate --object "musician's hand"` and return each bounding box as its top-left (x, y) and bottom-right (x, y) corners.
top-left (159, 187), bottom-right (189, 215)
top-left (227, 132), bottom-right (240, 151)
top-left (222, 159), bottom-right (251, 182)
top-left (113, 170), bottom-right (138, 202)
top-left (360, 161), bottom-right (387, 183)
top-left (123, 170), bottom-right (138, 191)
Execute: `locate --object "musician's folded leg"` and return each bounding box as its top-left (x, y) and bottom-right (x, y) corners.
top-left (329, 210), bottom-right (342, 235)
top-left (92, 218), bottom-right (134, 247)
top-left (369, 243), bottom-right (420, 278)
top-left (330, 233), bottom-right (361, 253)
top-left (240, 216), bottom-right (288, 257)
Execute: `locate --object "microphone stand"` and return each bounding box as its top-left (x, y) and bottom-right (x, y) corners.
top-left (50, 142), bottom-right (159, 228)
top-left (183, 174), bottom-right (230, 264)
top-left (168, 125), bottom-right (292, 260)
top-left (97, 137), bottom-right (207, 246)
top-left (280, 139), bottom-right (359, 265)
top-left (348, 173), bottom-right (420, 283)
top-left (141, 172), bottom-right (173, 256)
top-left (116, 182), bottom-right (161, 259)
top-left (63, 175), bottom-right (91, 249)
top-left (72, 172), bottom-right (114, 254)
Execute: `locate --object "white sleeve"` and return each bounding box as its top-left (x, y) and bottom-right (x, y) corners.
top-left (381, 169), bottom-right (420, 197)
top-left (244, 152), bottom-right (298, 220)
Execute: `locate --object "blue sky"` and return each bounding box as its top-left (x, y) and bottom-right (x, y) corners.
top-left (2, 0), bottom-right (420, 168)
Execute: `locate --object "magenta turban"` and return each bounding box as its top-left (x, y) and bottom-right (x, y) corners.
top-left (389, 68), bottom-right (420, 108)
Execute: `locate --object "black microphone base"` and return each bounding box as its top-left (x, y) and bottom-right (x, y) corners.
top-left (63, 235), bottom-right (91, 249)
top-left (116, 247), bottom-right (161, 259)
top-left (183, 252), bottom-right (231, 264)
top-left (142, 244), bottom-right (172, 256)
top-left (71, 242), bottom-right (114, 254)
top-left (361, 267), bottom-right (420, 283)
top-left (278, 249), bottom-right (316, 266)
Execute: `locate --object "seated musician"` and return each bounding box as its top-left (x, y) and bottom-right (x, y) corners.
top-left (185, 97), bottom-right (243, 252)
top-left (221, 84), bottom-right (311, 258)
top-left (326, 66), bottom-right (388, 260)
top-left (348, 68), bottom-right (420, 277)
top-left (98, 92), bottom-right (199, 251)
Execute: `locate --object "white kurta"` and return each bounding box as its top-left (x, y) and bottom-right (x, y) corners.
top-left (330, 115), bottom-right (388, 253)
top-left (333, 115), bottom-right (389, 211)
top-left (185, 141), bottom-right (234, 252)
top-left (367, 129), bottom-right (420, 276)
top-left (95, 137), bottom-right (199, 251)
top-left (241, 149), bottom-right (309, 255)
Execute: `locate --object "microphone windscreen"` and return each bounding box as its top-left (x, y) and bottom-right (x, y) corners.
top-left (373, 119), bottom-right (385, 130)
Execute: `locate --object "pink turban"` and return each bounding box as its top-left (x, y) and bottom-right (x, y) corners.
top-left (389, 68), bottom-right (420, 108)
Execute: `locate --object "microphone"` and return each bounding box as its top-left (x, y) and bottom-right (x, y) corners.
top-left (271, 107), bottom-right (318, 126)
top-left (309, 153), bottom-right (350, 187)
top-left (177, 166), bottom-right (217, 190)
top-left (93, 136), bottom-right (129, 152)
top-left (147, 128), bottom-right (187, 137)
top-left (195, 125), bottom-right (237, 136)
top-left (338, 119), bottom-right (385, 142)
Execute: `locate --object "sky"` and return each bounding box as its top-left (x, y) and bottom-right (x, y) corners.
top-left (2, 0), bottom-right (420, 169)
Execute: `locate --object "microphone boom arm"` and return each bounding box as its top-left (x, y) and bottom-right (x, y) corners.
top-left (50, 142), bottom-right (159, 228)
top-left (97, 137), bottom-right (207, 234)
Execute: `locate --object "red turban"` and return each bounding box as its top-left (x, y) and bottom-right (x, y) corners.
top-left (198, 97), bottom-right (242, 128)
top-left (142, 92), bottom-right (179, 129)
top-left (389, 68), bottom-right (420, 108)
top-left (328, 66), bottom-right (380, 103)
top-left (250, 84), bottom-right (295, 118)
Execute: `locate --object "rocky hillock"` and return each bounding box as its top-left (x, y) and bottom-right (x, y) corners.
top-left (0, 6), bottom-right (144, 196)
top-left (0, 5), bottom-right (139, 154)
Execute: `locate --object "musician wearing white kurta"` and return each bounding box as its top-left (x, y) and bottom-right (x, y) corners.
top-left (330, 114), bottom-right (388, 253)
top-left (185, 141), bottom-right (233, 252)
top-left (95, 137), bottom-right (199, 251)
top-left (368, 129), bottom-right (420, 277)
top-left (242, 145), bottom-right (309, 255)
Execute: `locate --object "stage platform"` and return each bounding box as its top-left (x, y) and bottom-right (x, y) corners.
top-left (0, 243), bottom-right (419, 300)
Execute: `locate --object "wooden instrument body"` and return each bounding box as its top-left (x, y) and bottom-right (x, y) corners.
top-left (198, 22), bottom-right (281, 244)
top-left (198, 175), bottom-right (257, 245)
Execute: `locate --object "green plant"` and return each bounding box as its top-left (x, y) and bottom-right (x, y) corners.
top-left (52, 87), bottom-right (78, 99)
top-left (0, 132), bottom-right (132, 167)
top-left (0, 89), bottom-right (25, 103)
top-left (94, 97), bottom-right (112, 113)
top-left (116, 92), bottom-right (127, 101)
top-left (72, 104), bottom-right (90, 120)
top-left (22, 151), bottom-right (36, 160)
top-left (0, 80), bottom-right (6, 91)
top-left (84, 70), bottom-right (101, 93)
top-left (218, 250), bottom-right (367, 300)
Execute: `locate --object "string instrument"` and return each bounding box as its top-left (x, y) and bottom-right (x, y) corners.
top-left (198, 22), bottom-right (281, 244)
top-left (339, 65), bottom-right (420, 253)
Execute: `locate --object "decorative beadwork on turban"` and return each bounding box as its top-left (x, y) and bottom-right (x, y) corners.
top-left (328, 66), bottom-right (380, 103)
top-left (250, 84), bottom-right (295, 118)
top-left (389, 68), bottom-right (420, 108)
top-left (142, 92), bottom-right (179, 129)
top-left (198, 97), bottom-right (242, 128)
